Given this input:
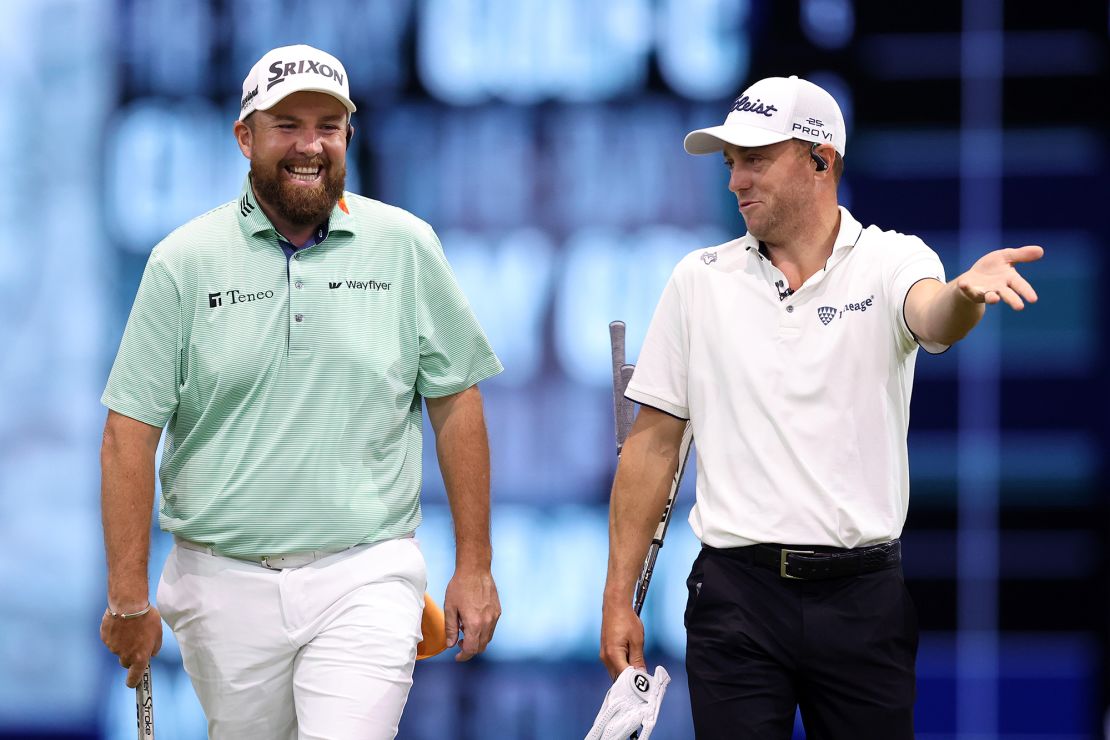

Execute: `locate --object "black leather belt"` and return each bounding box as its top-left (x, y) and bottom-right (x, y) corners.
top-left (712, 540), bottom-right (902, 580)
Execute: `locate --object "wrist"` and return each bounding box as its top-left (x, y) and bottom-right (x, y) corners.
top-left (454, 559), bottom-right (492, 574)
top-left (454, 546), bottom-right (492, 572)
top-left (106, 602), bottom-right (152, 620)
top-left (603, 586), bottom-right (635, 611)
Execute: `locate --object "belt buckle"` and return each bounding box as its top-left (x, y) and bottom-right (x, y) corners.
top-left (260, 555), bottom-right (280, 570)
top-left (780, 549), bottom-right (814, 579)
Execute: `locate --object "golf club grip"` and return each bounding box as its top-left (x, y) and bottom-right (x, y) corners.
top-left (618, 364), bottom-right (635, 446)
top-left (136, 665), bottom-right (154, 739)
top-left (609, 321), bottom-right (627, 450)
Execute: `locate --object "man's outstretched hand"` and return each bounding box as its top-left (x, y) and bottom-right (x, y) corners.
top-left (956, 245), bottom-right (1043, 309)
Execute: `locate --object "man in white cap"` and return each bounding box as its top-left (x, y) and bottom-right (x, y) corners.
top-left (99, 44), bottom-right (503, 738)
top-left (599, 75), bottom-right (1042, 738)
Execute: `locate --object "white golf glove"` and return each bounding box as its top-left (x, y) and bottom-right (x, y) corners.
top-left (585, 665), bottom-right (671, 740)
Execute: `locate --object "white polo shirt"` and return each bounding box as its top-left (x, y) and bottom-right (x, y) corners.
top-left (625, 207), bottom-right (946, 549)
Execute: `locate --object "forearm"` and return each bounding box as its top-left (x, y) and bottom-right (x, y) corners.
top-left (100, 413), bottom-right (160, 610)
top-left (429, 387), bottom-right (493, 570)
top-left (909, 277), bottom-right (986, 347)
top-left (603, 413), bottom-right (684, 610)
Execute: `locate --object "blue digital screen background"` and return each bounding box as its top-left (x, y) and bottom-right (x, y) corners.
top-left (1, 1), bottom-right (1106, 738)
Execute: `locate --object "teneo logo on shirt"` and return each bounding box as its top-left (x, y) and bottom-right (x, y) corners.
top-left (207, 289), bottom-right (275, 308)
top-left (267, 58), bottom-right (345, 91)
top-left (328, 279), bottom-right (392, 291)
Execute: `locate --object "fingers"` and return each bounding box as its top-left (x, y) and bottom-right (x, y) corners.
top-left (627, 638), bottom-right (647, 673)
top-left (126, 659), bottom-right (149, 689)
top-left (996, 286), bottom-right (1025, 310)
top-left (981, 289), bottom-right (1001, 305)
top-left (1008, 245), bottom-right (1044, 263)
top-left (960, 281), bottom-right (1035, 310)
top-left (957, 281), bottom-right (996, 304)
top-left (443, 601), bottom-right (460, 649)
top-left (454, 606), bottom-right (500, 662)
top-left (599, 643), bottom-right (630, 680)
top-left (1008, 272), bottom-right (1038, 304)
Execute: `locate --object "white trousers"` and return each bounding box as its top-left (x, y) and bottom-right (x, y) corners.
top-left (156, 537), bottom-right (426, 740)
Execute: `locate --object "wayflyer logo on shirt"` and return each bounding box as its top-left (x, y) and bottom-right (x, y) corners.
top-left (328, 279), bottom-right (392, 291)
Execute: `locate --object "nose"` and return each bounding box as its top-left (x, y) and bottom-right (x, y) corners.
top-left (295, 130), bottom-right (324, 156)
top-left (728, 163), bottom-right (750, 194)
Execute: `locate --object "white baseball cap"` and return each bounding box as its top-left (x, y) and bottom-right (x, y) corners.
top-left (239, 44), bottom-right (356, 121)
top-left (684, 75), bottom-right (846, 157)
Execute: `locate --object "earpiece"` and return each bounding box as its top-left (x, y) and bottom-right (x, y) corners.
top-left (810, 142), bottom-right (828, 172)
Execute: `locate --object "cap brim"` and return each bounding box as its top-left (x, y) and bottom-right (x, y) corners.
top-left (248, 87), bottom-right (357, 119)
top-left (683, 124), bottom-right (792, 155)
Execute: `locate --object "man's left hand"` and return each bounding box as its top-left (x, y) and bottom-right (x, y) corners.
top-left (956, 245), bottom-right (1043, 309)
top-left (443, 566), bottom-right (500, 661)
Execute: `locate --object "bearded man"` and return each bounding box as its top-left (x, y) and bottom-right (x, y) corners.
top-left (99, 45), bottom-right (503, 739)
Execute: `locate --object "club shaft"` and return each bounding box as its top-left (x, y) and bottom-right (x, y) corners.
top-left (632, 421), bottom-right (693, 615)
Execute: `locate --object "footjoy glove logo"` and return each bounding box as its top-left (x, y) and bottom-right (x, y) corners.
top-left (207, 288), bottom-right (275, 308)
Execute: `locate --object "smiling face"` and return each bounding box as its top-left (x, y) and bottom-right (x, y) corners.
top-left (722, 139), bottom-right (820, 245)
top-left (235, 91), bottom-right (350, 229)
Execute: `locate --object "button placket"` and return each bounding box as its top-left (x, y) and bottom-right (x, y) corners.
top-left (288, 257), bottom-right (308, 354)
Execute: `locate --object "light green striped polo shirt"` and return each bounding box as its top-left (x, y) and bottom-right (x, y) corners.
top-left (103, 177), bottom-right (502, 557)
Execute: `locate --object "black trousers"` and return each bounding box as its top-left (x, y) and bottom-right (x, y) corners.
top-left (684, 545), bottom-right (918, 740)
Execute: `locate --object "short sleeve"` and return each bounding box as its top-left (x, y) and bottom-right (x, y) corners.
top-left (415, 227), bottom-right (503, 397)
top-left (885, 236), bottom-right (948, 355)
top-left (624, 269), bottom-right (690, 419)
top-left (101, 248), bottom-right (182, 427)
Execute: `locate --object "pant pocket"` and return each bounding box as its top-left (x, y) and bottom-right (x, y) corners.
top-left (684, 549), bottom-right (707, 630)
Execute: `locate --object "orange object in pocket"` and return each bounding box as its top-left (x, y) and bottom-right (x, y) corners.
top-left (416, 593), bottom-right (447, 660)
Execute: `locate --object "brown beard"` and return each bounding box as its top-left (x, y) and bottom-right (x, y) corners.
top-left (250, 157), bottom-right (346, 227)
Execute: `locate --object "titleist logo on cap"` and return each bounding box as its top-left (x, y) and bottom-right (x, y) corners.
top-left (266, 58), bottom-right (345, 91)
top-left (729, 95), bottom-right (778, 118)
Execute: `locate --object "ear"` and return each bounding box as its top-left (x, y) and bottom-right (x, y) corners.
top-left (233, 120), bottom-right (253, 159)
top-left (346, 123), bottom-right (355, 147)
top-left (811, 143), bottom-right (835, 176)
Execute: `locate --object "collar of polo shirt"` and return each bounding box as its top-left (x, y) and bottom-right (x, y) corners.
top-left (236, 175), bottom-right (357, 242)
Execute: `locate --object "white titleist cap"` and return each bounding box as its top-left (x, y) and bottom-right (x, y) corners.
top-left (239, 44), bottom-right (356, 121)
top-left (684, 75), bottom-right (846, 157)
